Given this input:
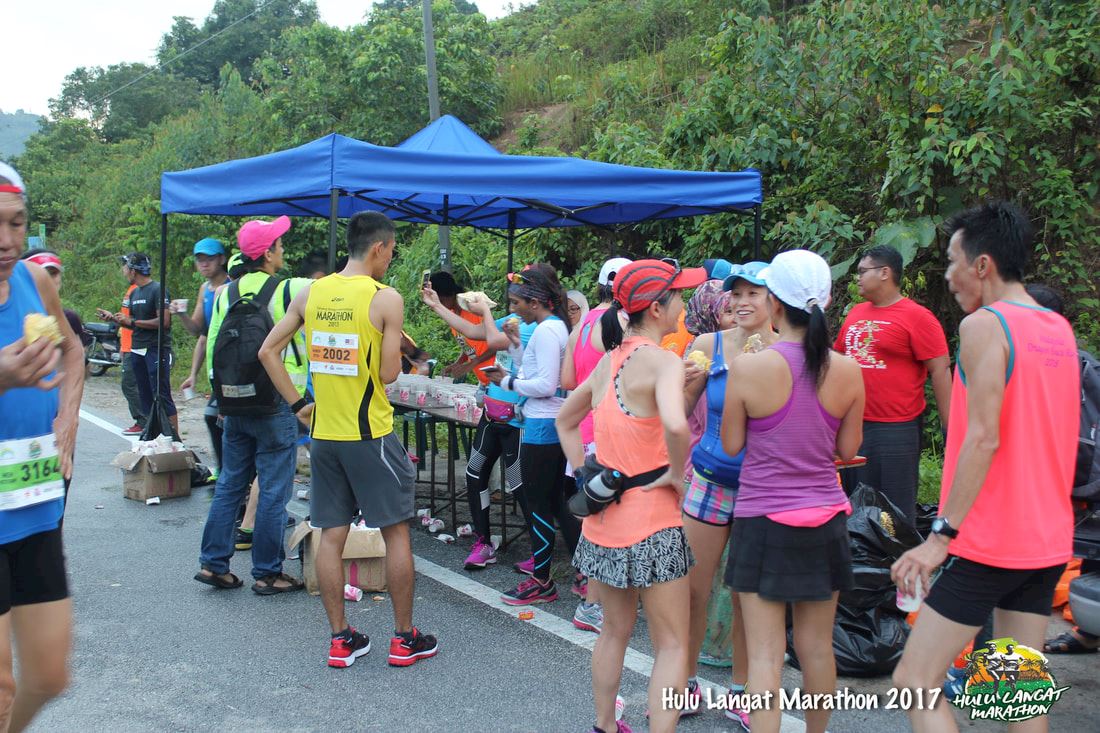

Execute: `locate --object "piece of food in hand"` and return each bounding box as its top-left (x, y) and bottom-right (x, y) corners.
top-left (743, 333), bottom-right (765, 353)
top-left (23, 313), bottom-right (63, 346)
top-left (457, 291), bottom-right (498, 311)
top-left (686, 349), bottom-right (711, 370)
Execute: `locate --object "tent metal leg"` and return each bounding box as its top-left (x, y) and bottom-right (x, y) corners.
top-left (327, 189), bottom-right (339, 274)
top-left (505, 213), bottom-right (515, 304)
top-left (142, 214), bottom-right (170, 441)
top-left (753, 206), bottom-right (762, 261)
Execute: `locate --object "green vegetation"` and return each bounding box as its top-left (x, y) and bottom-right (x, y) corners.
top-left (8, 0), bottom-right (1099, 425)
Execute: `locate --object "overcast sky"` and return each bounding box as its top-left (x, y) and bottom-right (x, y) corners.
top-left (7, 0), bottom-right (518, 117)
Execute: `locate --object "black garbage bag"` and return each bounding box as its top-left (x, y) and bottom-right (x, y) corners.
top-left (190, 461), bottom-right (215, 487)
top-left (787, 606), bottom-right (910, 677)
top-left (846, 483), bottom-right (923, 566)
top-left (915, 502), bottom-right (938, 540)
top-left (840, 483), bottom-right (922, 611)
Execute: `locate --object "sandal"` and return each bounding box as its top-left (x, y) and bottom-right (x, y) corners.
top-left (1044, 630), bottom-right (1099, 654)
top-left (252, 572), bottom-right (305, 595)
top-left (194, 570), bottom-right (243, 589)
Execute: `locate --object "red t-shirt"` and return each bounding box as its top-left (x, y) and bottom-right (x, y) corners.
top-left (833, 298), bottom-right (948, 422)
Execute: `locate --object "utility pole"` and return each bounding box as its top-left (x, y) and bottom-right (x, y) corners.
top-left (423, 0), bottom-right (451, 271)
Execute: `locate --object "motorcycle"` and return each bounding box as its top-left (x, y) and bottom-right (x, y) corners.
top-left (83, 321), bottom-right (122, 376)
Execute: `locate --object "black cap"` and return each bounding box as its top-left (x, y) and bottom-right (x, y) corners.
top-left (429, 271), bottom-right (462, 297)
top-left (120, 252), bottom-right (151, 274)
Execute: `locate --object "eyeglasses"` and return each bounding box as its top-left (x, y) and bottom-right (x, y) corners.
top-left (567, 304), bottom-right (581, 313)
top-left (857, 265), bottom-right (888, 276)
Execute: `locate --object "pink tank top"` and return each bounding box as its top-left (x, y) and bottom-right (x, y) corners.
top-left (574, 306), bottom-right (609, 444)
top-left (940, 302), bottom-right (1078, 569)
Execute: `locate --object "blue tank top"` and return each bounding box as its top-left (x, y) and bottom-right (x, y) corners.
top-left (1, 262), bottom-right (64, 543)
top-left (690, 332), bottom-right (745, 487)
top-left (202, 282), bottom-right (217, 332)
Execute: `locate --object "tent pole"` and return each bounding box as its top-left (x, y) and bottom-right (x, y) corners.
top-left (439, 195), bottom-right (451, 272)
top-left (753, 206), bottom-right (762, 260)
top-left (327, 188), bottom-right (339, 274)
top-left (142, 214), bottom-right (170, 440)
top-left (505, 212), bottom-right (516, 304)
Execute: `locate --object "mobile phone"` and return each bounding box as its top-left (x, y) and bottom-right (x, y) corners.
top-left (421, 269), bottom-right (431, 288)
top-left (479, 366), bottom-right (501, 372)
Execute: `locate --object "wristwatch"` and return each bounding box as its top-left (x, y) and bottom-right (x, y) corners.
top-left (930, 516), bottom-right (959, 539)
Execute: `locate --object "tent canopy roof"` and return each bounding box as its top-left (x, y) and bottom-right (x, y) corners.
top-left (161, 121), bottom-right (761, 231)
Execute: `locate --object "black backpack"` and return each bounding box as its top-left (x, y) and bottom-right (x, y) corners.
top-left (1073, 349), bottom-right (1100, 502)
top-left (212, 277), bottom-right (281, 416)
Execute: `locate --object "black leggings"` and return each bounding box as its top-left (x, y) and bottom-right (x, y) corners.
top-left (520, 441), bottom-right (580, 583)
top-left (465, 417), bottom-right (524, 541)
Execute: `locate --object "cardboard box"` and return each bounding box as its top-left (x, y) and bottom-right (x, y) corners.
top-left (287, 521), bottom-right (387, 594)
top-left (112, 450), bottom-right (196, 501)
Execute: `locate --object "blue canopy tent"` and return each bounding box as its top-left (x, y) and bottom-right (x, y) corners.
top-left (143, 118), bottom-right (762, 438)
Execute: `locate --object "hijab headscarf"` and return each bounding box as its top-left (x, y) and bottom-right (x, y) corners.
top-left (684, 279), bottom-right (728, 336)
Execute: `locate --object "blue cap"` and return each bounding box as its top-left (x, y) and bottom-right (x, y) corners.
top-left (722, 261), bottom-right (769, 290)
top-left (703, 258), bottom-right (734, 281)
top-left (193, 237), bottom-right (226, 256)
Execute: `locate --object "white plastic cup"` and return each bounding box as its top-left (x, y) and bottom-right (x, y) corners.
top-left (427, 518), bottom-right (445, 533)
top-left (344, 584), bottom-right (363, 602)
top-left (170, 299), bottom-right (189, 313)
top-left (182, 387), bottom-right (195, 401)
top-left (457, 523), bottom-right (473, 537)
top-left (896, 576), bottom-right (923, 613)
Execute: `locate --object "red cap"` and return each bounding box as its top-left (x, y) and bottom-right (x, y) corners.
top-left (24, 252), bottom-right (63, 272)
top-left (237, 216), bottom-right (291, 259)
top-left (613, 259), bottom-right (707, 314)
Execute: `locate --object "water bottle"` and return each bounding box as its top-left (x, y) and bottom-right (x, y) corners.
top-left (568, 462), bottom-right (624, 518)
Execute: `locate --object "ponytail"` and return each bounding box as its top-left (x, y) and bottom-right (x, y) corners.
top-left (781, 301), bottom-right (831, 384)
top-left (601, 302), bottom-right (626, 351)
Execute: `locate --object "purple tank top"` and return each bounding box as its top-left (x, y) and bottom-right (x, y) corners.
top-left (734, 341), bottom-right (845, 518)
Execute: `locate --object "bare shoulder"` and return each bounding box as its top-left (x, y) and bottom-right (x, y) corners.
top-left (374, 285), bottom-right (403, 308)
top-left (829, 351), bottom-right (862, 377)
top-left (959, 307), bottom-right (1000, 338)
top-left (730, 347), bottom-right (781, 376)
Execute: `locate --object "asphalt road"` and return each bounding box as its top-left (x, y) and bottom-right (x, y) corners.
top-left (23, 378), bottom-right (1100, 732)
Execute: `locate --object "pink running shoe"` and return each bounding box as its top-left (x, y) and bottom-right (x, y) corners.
top-left (725, 705), bottom-right (751, 731)
top-left (513, 555), bottom-right (535, 575)
top-left (571, 573), bottom-right (588, 599)
top-left (463, 538), bottom-right (497, 569)
top-left (501, 577), bottom-right (558, 605)
top-left (588, 721), bottom-right (632, 733)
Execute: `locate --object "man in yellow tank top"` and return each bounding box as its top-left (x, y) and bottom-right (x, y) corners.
top-left (260, 212), bottom-right (437, 669)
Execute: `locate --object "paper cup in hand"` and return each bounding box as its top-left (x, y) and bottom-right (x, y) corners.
top-left (896, 576), bottom-right (922, 613)
top-left (170, 299), bottom-right (189, 313)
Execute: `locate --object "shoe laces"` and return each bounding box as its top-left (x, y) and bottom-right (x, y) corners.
top-left (516, 577), bottom-right (546, 594)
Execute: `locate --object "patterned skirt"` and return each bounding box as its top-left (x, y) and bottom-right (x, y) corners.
top-left (573, 526), bottom-right (694, 589)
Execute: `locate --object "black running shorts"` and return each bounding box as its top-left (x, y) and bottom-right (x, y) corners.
top-left (924, 555), bottom-right (1065, 627)
top-left (0, 526), bottom-right (69, 616)
top-left (309, 432), bottom-right (416, 529)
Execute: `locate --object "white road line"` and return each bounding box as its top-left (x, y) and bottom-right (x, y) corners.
top-left (414, 556), bottom-right (806, 731)
top-left (80, 408), bottom-right (805, 730)
top-left (79, 408), bottom-right (137, 444)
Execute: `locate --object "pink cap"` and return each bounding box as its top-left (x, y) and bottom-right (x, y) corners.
top-left (237, 215), bottom-right (291, 259)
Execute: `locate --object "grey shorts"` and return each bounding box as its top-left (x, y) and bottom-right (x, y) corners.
top-left (309, 432), bottom-right (416, 529)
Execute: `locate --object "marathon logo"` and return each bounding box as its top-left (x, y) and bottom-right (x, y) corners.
top-left (314, 309), bottom-right (353, 323)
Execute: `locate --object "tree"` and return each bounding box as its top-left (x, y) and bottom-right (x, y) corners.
top-left (375, 0), bottom-right (481, 15)
top-left (48, 63), bottom-right (202, 143)
top-left (156, 0), bottom-right (320, 87)
top-left (254, 0), bottom-right (502, 145)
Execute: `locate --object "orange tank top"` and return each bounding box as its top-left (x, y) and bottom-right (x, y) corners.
top-left (584, 337), bottom-right (681, 548)
top-left (940, 302), bottom-right (1079, 569)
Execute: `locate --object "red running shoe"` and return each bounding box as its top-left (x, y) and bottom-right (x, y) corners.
top-left (121, 423), bottom-right (143, 435)
top-left (328, 627), bottom-right (371, 668)
top-left (388, 627), bottom-right (439, 667)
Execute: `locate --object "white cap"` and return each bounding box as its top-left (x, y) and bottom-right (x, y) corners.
top-left (759, 250), bottom-right (832, 313)
top-left (0, 161), bottom-right (26, 198)
top-left (598, 257), bottom-right (632, 285)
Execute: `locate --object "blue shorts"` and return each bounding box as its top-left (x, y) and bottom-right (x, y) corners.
top-left (683, 473), bottom-right (738, 526)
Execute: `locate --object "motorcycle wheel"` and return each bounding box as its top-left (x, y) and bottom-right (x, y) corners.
top-left (86, 343), bottom-right (109, 377)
